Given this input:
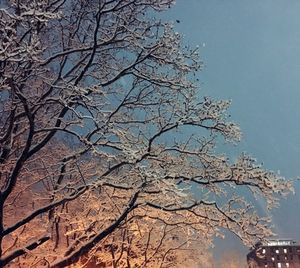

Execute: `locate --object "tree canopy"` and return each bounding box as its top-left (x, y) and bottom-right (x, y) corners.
top-left (0, 0), bottom-right (293, 267)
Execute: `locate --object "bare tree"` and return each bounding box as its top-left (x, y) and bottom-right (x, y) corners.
top-left (0, 0), bottom-right (293, 266)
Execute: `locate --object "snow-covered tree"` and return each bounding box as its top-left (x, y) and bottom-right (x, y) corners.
top-left (0, 0), bottom-right (293, 266)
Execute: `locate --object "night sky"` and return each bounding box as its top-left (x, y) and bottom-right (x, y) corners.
top-left (164, 0), bottom-right (300, 259)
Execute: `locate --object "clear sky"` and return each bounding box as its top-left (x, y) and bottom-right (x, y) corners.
top-left (164, 0), bottom-right (300, 260)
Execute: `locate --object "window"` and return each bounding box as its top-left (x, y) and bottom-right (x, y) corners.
top-left (286, 263), bottom-right (289, 268)
top-left (277, 263), bottom-right (281, 268)
top-left (284, 248), bottom-right (287, 254)
top-left (263, 248), bottom-right (266, 254)
top-left (272, 257), bottom-right (275, 261)
top-left (276, 249), bottom-right (280, 254)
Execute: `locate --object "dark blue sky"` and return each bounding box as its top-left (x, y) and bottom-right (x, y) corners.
top-left (164, 0), bottom-right (300, 259)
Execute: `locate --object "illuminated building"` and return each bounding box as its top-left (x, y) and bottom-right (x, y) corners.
top-left (247, 240), bottom-right (300, 268)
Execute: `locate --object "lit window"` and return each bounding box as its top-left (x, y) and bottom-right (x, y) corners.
top-left (286, 263), bottom-right (289, 268)
top-left (276, 249), bottom-right (280, 254)
top-left (277, 263), bottom-right (281, 268)
top-left (272, 257), bottom-right (275, 261)
top-left (284, 248), bottom-right (287, 254)
top-left (263, 248), bottom-right (266, 254)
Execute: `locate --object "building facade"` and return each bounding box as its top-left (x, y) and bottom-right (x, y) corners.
top-left (247, 240), bottom-right (300, 268)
